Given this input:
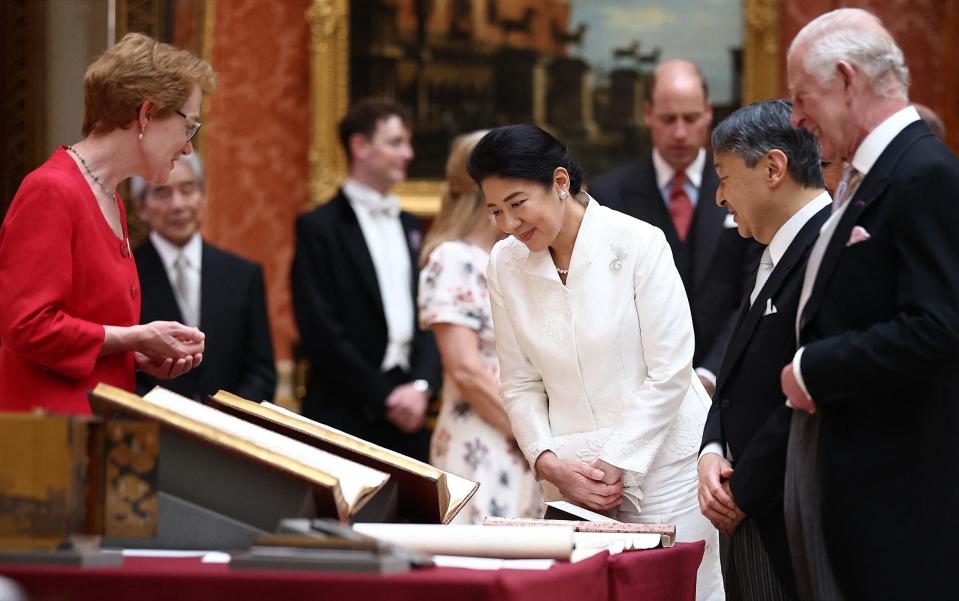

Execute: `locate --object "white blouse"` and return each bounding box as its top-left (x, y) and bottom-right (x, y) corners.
top-left (487, 197), bottom-right (710, 511)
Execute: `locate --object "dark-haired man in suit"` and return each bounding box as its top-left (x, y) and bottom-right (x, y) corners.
top-left (698, 99), bottom-right (831, 600)
top-left (133, 153), bottom-right (276, 402)
top-left (291, 98), bottom-right (441, 461)
top-left (783, 8), bottom-right (959, 600)
top-left (589, 60), bottom-right (762, 392)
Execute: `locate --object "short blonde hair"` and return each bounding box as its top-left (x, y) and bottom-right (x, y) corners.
top-left (419, 130), bottom-right (490, 267)
top-left (82, 33), bottom-right (216, 136)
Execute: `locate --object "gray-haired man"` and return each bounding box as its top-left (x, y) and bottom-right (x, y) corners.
top-left (783, 8), bottom-right (959, 600)
top-left (699, 99), bottom-right (829, 600)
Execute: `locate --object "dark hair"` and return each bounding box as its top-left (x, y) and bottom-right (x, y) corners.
top-left (711, 99), bottom-right (824, 189)
top-left (338, 98), bottom-right (412, 161)
top-left (466, 124), bottom-right (584, 194)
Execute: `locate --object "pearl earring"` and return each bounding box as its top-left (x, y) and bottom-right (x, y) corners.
top-left (559, 189), bottom-right (568, 200)
top-left (139, 129), bottom-right (144, 140)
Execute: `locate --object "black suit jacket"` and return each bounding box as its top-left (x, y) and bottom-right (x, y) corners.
top-left (135, 239), bottom-right (276, 402)
top-left (589, 156), bottom-right (763, 372)
top-left (701, 203), bottom-right (830, 596)
top-left (290, 189), bottom-right (441, 459)
top-left (798, 121), bottom-right (959, 600)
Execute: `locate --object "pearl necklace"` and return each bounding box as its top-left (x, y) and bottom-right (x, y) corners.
top-left (66, 145), bottom-right (116, 201)
top-left (556, 267), bottom-right (569, 275)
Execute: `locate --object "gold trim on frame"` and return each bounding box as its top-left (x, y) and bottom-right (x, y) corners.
top-left (308, 0), bottom-right (781, 215)
top-left (306, 0), bottom-right (349, 206)
top-left (743, 0), bottom-right (781, 104)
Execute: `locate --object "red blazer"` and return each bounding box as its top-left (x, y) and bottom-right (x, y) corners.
top-left (0, 147), bottom-right (140, 414)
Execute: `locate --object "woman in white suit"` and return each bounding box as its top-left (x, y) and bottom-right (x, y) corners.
top-left (468, 125), bottom-right (723, 601)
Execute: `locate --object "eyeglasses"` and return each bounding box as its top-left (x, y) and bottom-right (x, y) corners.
top-left (175, 110), bottom-right (202, 142)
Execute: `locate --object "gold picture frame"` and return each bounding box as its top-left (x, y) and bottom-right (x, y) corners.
top-left (307, 0), bottom-right (782, 217)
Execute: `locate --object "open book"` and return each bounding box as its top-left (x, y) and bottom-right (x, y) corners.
top-left (206, 391), bottom-right (479, 523)
top-left (88, 384), bottom-right (390, 521)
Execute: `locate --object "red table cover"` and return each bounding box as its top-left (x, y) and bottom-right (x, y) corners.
top-left (0, 541), bottom-right (704, 601)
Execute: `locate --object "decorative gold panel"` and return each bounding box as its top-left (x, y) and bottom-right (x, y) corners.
top-left (743, 0), bottom-right (781, 104)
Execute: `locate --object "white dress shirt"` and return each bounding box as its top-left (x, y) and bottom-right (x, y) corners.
top-left (699, 191), bottom-right (832, 462)
top-left (343, 178), bottom-right (414, 372)
top-left (792, 106), bottom-right (921, 397)
top-left (150, 231), bottom-right (202, 328)
top-left (653, 147), bottom-right (706, 209)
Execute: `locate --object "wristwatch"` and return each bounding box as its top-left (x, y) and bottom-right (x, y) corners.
top-left (412, 379), bottom-right (432, 397)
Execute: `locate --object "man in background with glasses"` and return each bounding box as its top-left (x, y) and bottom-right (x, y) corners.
top-left (130, 152), bottom-right (276, 403)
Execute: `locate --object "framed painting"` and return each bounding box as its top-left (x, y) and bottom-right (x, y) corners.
top-left (308, 0), bottom-right (781, 215)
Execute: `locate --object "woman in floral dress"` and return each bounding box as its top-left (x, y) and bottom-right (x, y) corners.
top-left (418, 131), bottom-right (542, 523)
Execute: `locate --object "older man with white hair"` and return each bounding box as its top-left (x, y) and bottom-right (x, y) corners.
top-left (782, 8), bottom-right (959, 600)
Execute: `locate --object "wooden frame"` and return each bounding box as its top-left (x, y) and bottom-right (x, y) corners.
top-left (307, 0), bottom-right (782, 217)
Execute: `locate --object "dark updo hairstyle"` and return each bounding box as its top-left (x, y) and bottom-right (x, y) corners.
top-left (466, 124), bottom-right (584, 195)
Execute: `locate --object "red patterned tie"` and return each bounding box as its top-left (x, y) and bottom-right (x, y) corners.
top-left (669, 171), bottom-right (694, 241)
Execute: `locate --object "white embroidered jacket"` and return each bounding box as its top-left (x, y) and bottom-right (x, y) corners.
top-left (487, 198), bottom-right (710, 510)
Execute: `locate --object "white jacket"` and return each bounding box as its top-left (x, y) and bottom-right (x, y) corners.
top-left (487, 197), bottom-right (710, 511)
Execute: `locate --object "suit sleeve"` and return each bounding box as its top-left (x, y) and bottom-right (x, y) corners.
top-left (235, 263), bottom-right (276, 401)
top-left (599, 228), bottom-right (696, 486)
top-left (802, 159), bottom-right (959, 403)
top-left (700, 397), bottom-right (724, 453)
top-left (487, 247), bottom-right (555, 473)
top-left (290, 214), bottom-right (395, 419)
top-left (728, 404), bottom-right (791, 518)
top-left (0, 175), bottom-right (104, 378)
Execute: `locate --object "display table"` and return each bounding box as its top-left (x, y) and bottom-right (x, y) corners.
top-left (0, 542), bottom-right (704, 601)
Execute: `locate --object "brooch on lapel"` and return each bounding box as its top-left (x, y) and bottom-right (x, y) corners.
top-left (609, 244), bottom-right (626, 273)
top-left (852, 198), bottom-right (865, 209)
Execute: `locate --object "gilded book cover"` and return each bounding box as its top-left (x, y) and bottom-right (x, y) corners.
top-left (88, 384), bottom-right (390, 521)
top-left (207, 391), bottom-right (478, 524)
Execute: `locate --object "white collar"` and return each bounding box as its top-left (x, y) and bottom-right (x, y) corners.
top-left (766, 190), bottom-right (832, 267)
top-left (850, 106), bottom-right (920, 177)
top-left (150, 231), bottom-right (202, 271)
top-left (343, 178), bottom-right (399, 212)
top-left (653, 147), bottom-right (706, 190)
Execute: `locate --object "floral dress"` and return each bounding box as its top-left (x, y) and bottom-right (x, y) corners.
top-left (419, 240), bottom-right (543, 523)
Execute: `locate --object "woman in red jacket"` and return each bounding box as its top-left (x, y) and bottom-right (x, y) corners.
top-left (0, 33), bottom-right (216, 414)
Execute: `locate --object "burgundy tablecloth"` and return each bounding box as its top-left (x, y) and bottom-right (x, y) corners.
top-left (0, 542), bottom-right (704, 601)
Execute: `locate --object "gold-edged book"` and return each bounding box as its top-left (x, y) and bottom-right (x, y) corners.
top-left (207, 391), bottom-right (478, 524)
top-left (88, 384), bottom-right (390, 522)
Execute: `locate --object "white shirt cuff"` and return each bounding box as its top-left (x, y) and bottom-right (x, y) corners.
top-left (792, 347), bottom-right (812, 398)
top-left (698, 442), bottom-right (725, 462)
top-left (695, 367), bottom-right (717, 389)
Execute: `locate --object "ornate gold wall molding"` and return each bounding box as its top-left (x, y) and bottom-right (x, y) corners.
top-left (306, 0), bottom-right (349, 206)
top-left (743, 0), bottom-right (781, 104)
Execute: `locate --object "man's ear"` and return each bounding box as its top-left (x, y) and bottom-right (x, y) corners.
top-left (348, 133), bottom-right (370, 162)
top-left (765, 149), bottom-right (789, 188)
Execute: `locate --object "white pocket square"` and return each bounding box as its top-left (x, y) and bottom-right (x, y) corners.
top-left (846, 225), bottom-right (871, 247)
top-left (763, 298), bottom-right (778, 316)
top-left (723, 213), bottom-right (738, 229)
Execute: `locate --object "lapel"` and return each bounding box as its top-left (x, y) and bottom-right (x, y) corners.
top-left (136, 239), bottom-right (184, 323)
top-left (800, 122), bottom-right (927, 331)
top-left (717, 204), bottom-right (830, 389)
top-left (399, 212), bottom-right (422, 296)
top-left (621, 159), bottom-right (674, 232)
top-left (689, 158), bottom-right (725, 291)
top-left (332, 191), bottom-right (382, 304)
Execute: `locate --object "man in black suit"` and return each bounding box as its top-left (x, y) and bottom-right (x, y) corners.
top-left (698, 100), bottom-right (830, 600)
top-left (133, 153), bottom-right (276, 402)
top-left (589, 60), bottom-right (762, 392)
top-left (291, 99), bottom-right (441, 461)
top-left (782, 9), bottom-right (959, 600)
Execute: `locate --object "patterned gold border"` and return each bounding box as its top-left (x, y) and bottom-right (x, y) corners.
top-left (307, 0), bottom-right (781, 215)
